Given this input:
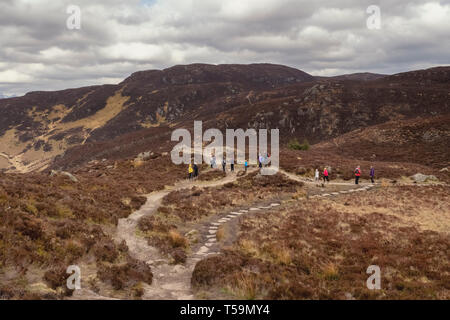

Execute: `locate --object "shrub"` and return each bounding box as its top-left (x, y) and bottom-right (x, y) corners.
top-left (168, 230), bottom-right (188, 248)
top-left (288, 139), bottom-right (302, 150)
top-left (300, 139), bottom-right (310, 151)
top-left (44, 266), bottom-right (67, 290)
top-left (288, 139), bottom-right (310, 151)
top-left (172, 248), bottom-right (187, 264)
top-left (93, 240), bottom-right (119, 262)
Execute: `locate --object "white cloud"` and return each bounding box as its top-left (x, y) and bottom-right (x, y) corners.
top-left (0, 70), bottom-right (33, 83)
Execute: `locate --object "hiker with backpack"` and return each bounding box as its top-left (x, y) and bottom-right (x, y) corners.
top-left (355, 166), bottom-right (361, 184)
top-left (370, 166), bottom-right (375, 183)
top-left (188, 164), bottom-right (193, 180)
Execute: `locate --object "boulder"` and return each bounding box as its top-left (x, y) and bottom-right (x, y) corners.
top-left (184, 230), bottom-right (199, 243)
top-left (137, 152), bottom-right (151, 161)
top-left (295, 166), bottom-right (307, 175)
top-left (411, 173), bottom-right (438, 183)
top-left (136, 151), bottom-right (161, 162)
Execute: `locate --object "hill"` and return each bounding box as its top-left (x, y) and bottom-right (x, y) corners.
top-left (0, 64), bottom-right (449, 172)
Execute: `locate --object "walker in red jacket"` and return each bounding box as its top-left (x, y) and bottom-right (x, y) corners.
top-left (354, 166), bottom-right (361, 185)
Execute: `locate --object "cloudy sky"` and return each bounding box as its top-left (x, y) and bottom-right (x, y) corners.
top-left (0, 0), bottom-right (449, 96)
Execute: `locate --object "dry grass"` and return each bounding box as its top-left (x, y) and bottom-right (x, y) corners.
top-left (168, 230), bottom-right (188, 248)
top-left (0, 156), bottom-right (185, 299)
top-left (192, 185), bottom-right (450, 300)
top-left (322, 263), bottom-right (340, 281)
top-left (227, 273), bottom-right (258, 300)
top-left (216, 226), bottom-right (225, 242)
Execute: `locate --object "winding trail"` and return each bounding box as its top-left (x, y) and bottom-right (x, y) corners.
top-left (115, 169), bottom-right (255, 299)
top-left (65, 165), bottom-right (447, 300)
top-left (71, 167), bottom-right (445, 300)
top-left (110, 168), bottom-right (379, 300)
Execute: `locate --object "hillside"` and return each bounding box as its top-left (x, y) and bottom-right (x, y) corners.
top-left (0, 63), bottom-right (313, 172)
top-left (0, 64), bottom-right (449, 173)
top-left (314, 115), bottom-right (450, 169)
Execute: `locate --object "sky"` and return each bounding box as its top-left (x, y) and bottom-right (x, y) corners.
top-left (0, 0), bottom-right (449, 96)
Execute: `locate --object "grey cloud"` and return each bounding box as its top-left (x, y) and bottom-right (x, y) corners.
top-left (0, 0), bottom-right (449, 95)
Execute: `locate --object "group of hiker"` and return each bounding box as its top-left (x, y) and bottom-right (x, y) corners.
top-left (188, 153), bottom-right (272, 180)
top-left (189, 155), bottom-right (376, 185)
top-left (314, 165), bottom-right (376, 185)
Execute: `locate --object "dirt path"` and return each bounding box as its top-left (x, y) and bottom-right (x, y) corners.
top-left (79, 167), bottom-right (444, 300)
top-left (110, 168), bottom-right (375, 300)
top-left (65, 166), bottom-right (447, 299)
top-left (88, 166), bottom-right (442, 300)
top-left (113, 169), bottom-right (257, 299)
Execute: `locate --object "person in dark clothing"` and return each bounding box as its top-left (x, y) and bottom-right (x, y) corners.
top-left (230, 159), bottom-right (234, 172)
top-left (193, 164), bottom-right (199, 179)
top-left (355, 166), bottom-right (361, 185)
top-left (222, 159), bottom-right (226, 173)
top-left (370, 166), bottom-right (375, 183)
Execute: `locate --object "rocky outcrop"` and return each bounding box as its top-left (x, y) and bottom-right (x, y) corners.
top-left (411, 173), bottom-right (438, 183)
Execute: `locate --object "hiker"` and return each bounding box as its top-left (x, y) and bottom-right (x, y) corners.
top-left (315, 168), bottom-right (320, 185)
top-left (230, 159), bottom-right (235, 172)
top-left (210, 155), bottom-right (216, 168)
top-left (370, 166), bottom-right (375, 183)
top-left (354, 166), bottom-right (361, 184)
top-left (244, 160), bottom-right (249, 173)
top-left (188, 164), bottom-right (193, 180)
top-left (193, 163), bottom-right (199, 179)
top-left (258, 154), bottom-right (263, 168)
top-left (323, 167), bottom-right (329, 184)
top-left (222, 159), bottom-right (226, 173)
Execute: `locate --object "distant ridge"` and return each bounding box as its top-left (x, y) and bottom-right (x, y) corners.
top-left (315, 72), bottom-right (388, 81)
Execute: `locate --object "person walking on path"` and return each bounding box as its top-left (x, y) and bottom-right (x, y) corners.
top-left (188, 164), bottom-right (193, 180)
top-left (355, 166), bottom-right (361, 185)
top-left (258, 154), bottom-right (263, 168)
top-left (210, 155), bottom-right (216, 168)
top-left (244, 160), bottom-right (249, 173)
top-left (323, 167), bottom-right (329, 184)
top-left (222, 159), bottom-right (226, 173)
top-left (315, 168), bottom-right (320, 186)
top-left (193, 163), bottom-right (199, 179)
top-left (230, 159), bottom-right (235, 172)
top-left (370, 166), bottom-right (375, 184)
